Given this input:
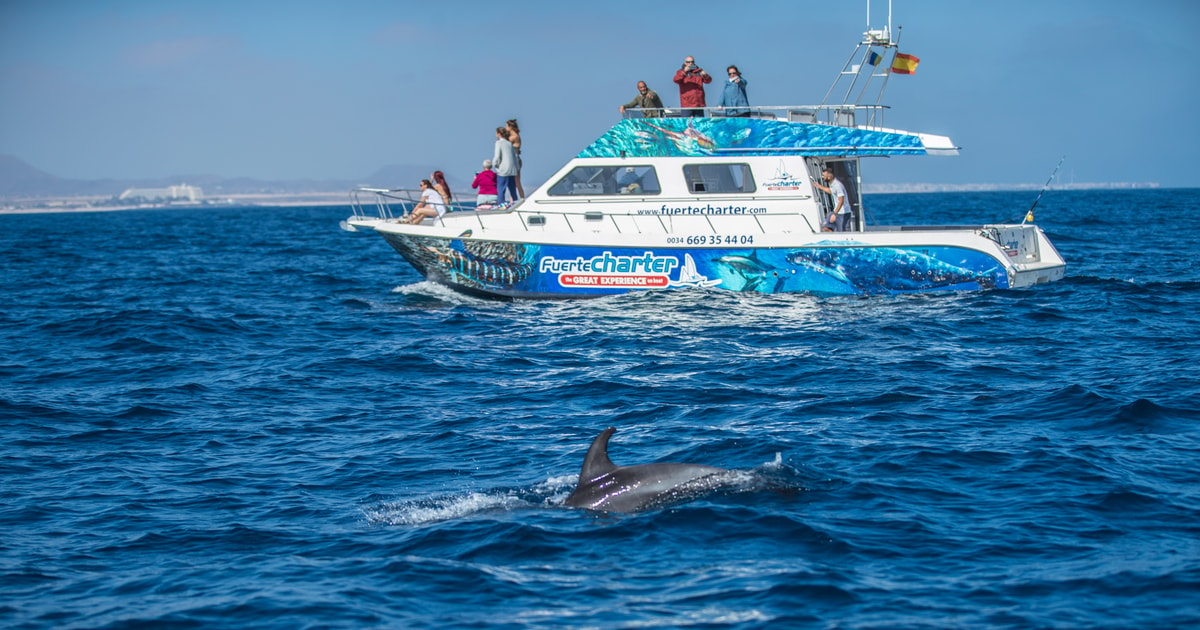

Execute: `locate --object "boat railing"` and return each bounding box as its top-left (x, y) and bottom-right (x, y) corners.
top-left (349, 188), bottom-right (401, 220)
top-left (351, 185), bottom-right (802, 234)
top-left (348, 187), bottom-right (493, 225)
top-left (351, 187), bottom-right (1037, 239)
top-left (619, 104), bottom-right (889, 129)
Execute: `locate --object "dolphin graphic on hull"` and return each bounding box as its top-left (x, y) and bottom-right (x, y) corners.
top-left (564, 427), bottom-right (731, 513)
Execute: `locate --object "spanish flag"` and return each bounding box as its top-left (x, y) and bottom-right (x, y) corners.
top-left (891, 52), bottom-right (920, 75)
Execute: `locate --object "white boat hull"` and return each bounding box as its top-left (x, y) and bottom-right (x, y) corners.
top-left (355, 218), bottom-right (1064, 299)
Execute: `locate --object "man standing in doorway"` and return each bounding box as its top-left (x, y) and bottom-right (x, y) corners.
top-left (813, 166), bottom-right (850, 231)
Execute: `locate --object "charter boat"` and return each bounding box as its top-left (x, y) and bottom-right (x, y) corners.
top-left (342, 19), bottom-right (1065, 300)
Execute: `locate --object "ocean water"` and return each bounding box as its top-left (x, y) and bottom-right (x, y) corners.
top-left (1, 189), bottom-right (1198, 628)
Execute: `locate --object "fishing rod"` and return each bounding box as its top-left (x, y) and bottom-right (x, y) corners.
top-left (1023, 155), bottom-right (1066, 224)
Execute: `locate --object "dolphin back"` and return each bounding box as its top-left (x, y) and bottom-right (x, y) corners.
top-left (578, 426), bottom-right (618, 482)
top-left (564, 427), bottom-right (732, 512)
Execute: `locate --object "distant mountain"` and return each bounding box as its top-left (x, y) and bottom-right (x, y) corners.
top-left (0, 155), bottom-right (461, 199)
top-left (0, 155), bottom-right (100, 196)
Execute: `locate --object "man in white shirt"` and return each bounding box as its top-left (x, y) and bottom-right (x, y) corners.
top-left (813, 166), bottom-right (850, 231)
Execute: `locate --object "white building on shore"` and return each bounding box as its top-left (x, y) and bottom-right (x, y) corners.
top-left (118, 184), bottom-right (203, 202)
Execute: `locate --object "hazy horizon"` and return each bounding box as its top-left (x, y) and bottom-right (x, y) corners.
top-left (0, 151), bottom-right (1169, 200)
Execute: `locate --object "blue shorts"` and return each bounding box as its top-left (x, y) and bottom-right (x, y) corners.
top-left (826, 213), bottom-right (850, 231)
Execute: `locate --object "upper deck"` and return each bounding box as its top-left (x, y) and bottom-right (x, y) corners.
top-left (590, 106), bottom-right (957, 160)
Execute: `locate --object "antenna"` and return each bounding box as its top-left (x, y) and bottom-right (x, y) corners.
top-left (865, 0), bottom-right (894, 45)
top-left (820, 0), bottom-right (898, 126)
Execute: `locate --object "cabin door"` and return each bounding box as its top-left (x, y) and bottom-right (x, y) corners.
top-left (806, 158), bottom-right (863, 232)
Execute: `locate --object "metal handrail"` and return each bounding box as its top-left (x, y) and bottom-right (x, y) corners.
top-left (352, 185), bottom-right (835, 237)
top-left (349, 187), bottom-right (498, 223)
top-left (619, 104), bottom-right (890, 129)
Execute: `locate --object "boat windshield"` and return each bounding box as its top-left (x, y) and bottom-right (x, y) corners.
top-left (547, 165), bottom-right (661, 196)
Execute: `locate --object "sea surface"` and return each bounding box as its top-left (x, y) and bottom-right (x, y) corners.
top-left (2, 189), bottom-right (1198, 629)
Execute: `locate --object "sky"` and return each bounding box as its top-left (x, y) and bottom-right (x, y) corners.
top-left (1, 0), bottom-right (1197, 189)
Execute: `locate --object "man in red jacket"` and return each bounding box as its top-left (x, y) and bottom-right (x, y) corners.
top-left (674, 56), bottom-right (712, 117)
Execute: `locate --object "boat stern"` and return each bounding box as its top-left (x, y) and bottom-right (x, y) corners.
top-left (987, 224), bottom-right (1067, 287)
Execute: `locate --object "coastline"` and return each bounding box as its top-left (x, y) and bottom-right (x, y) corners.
top-left (0, 192), bottom-right (358, 215)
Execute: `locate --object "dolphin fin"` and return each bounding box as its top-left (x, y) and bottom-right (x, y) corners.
top-left (579, 427), bottom-right (618, 482)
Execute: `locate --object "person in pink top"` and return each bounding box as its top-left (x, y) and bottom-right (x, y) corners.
top-left (471, 159), bottom-right (499, 207)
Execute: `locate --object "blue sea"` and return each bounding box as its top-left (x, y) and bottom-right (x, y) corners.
top-left (2, 189), bottom-right (1198, 629)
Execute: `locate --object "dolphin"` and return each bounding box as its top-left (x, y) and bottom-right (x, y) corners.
top-left (563, 427), bottom-right (729, 513)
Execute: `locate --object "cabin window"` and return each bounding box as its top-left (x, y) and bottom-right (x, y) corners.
top-left (547, 165), bottom-right (661, 196)
top-left (682, 163), bottom-right (756, 194)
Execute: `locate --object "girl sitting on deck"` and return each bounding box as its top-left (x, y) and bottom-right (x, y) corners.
top-left (405, 179), bottom-right (447, 224)
top-left (431, 170), bottom-right (452, 206)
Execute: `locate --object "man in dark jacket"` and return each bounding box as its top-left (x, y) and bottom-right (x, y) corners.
top-left (673, 56), bottom-right (712, 117)
top-left (619, 81), bottom-right (665, 118)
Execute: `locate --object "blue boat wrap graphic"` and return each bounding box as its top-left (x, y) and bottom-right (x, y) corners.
top-left (382, 233), bottom-right (1008, 297)
top-left (578, 118), bottom-right (927, 159)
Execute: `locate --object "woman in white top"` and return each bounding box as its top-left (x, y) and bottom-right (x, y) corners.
top-left (405, 179), bottom-right (447, 224)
